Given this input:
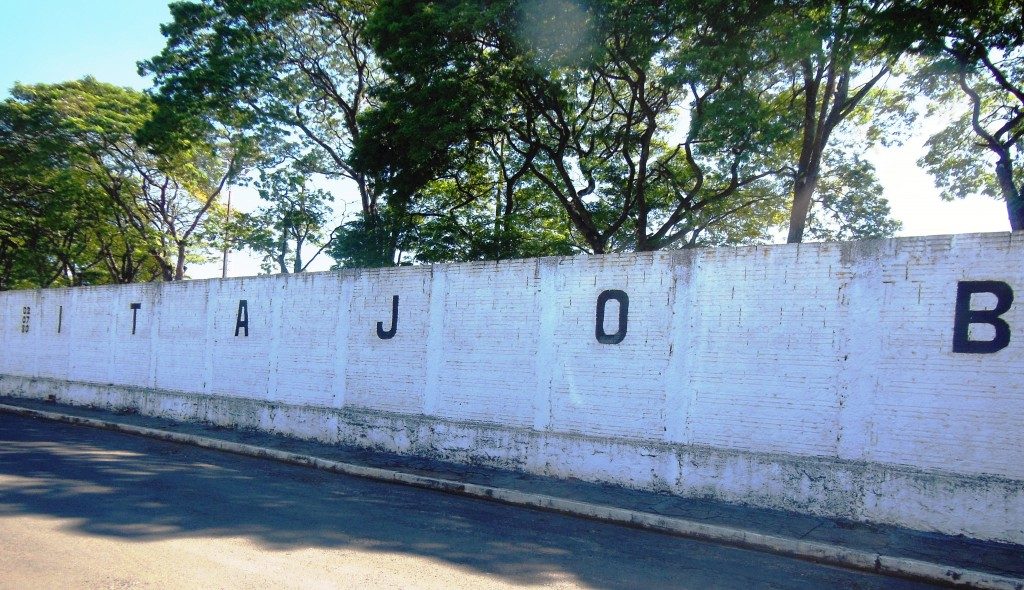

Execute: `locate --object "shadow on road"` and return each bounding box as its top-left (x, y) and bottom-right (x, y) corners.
top-left (0, 413), bottom-right (927, 589)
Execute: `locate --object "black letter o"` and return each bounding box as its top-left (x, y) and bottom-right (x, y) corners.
top-left (596, 290), bottom-right (628, 344)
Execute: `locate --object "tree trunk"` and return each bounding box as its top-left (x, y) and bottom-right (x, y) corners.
top-left (174, 242), bottom-right (187, 280)
top-left (293, 235), bottom-right (304, 273)
top-left (276, 224), bottom-right (290, 273)
top-left (996, 158), bottom-right (1024, 231)
top-left (493, 186), bottom-right (503, 260)
top-left (155, 251), bottom-right (174, 282)
top-left (787, 171), bottom-right (818, 244)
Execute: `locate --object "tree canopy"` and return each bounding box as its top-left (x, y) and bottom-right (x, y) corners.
top-left (1, 0), bottom-right (1018, 289)
top-left (892, 0), bottom-right (1024, 230)
top-left (355, 0), bottom-right (802, 255)
top-left (140, 0), bottom-right (402, 265)
top-left (0, 78), bottom-right (242, 288)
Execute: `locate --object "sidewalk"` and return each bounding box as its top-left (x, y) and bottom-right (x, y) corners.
top-left (1, 395), bottom-right (1021, 589)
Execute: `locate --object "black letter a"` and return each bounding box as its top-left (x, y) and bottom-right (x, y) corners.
top-left (235, 299), bottom-right (249, 337)
top-left (952, 281), bottom-right (1013, 353)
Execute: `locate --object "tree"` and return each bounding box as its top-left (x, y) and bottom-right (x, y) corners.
top-left (239, 169), bottom-right (335, 273)
top-left (0, 79), bottom-right (240, 285)
top-left (0, 82), bottom-right (163, 288)
top-left (0, 114), bottom-right (77, 289)
top-left (142, 0), bottom-right (407, 265)
top-left (804, 148), bottom-right (903, 240)
top-left (406, 172), bottom-right (579, 263)
top-left (776, 0), bottom-right (908, 243)
top-left (355, 0), bottom-right (798, 256)
top-left (130, 128), bottom-right (244, 281)
top-left (894, 0), bottom-right (1024, 230)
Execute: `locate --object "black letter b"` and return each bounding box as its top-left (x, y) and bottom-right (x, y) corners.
top-left (952, 281), bottom-right (1013, 353)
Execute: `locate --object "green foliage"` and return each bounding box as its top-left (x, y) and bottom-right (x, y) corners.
top-left (758, 0), bottom-right (909, 244)
top-left (0, 80), bottom-right (158, 288)
top-left (892, 0), bottom-right (1024, 229)
top-left (806, 150), bottom-right (903, 241)
top-left (0, 78), bottom-right (240, 288)
top-left (919, 110), bottom-right (1000, 201)
top-left (409, 177), bottom-right (578, 263)
top-left (142, 0), bottom-right (932, 265)
top-left (238, 169), bottom-right (336, 273)
top-left (356, 0), bottom-right (804, 256)
top-left (327, 208), bottom-right (415, 267)
top-left (9, 0), bottom-right (1015, 287)
top-left (142, 0), bottom-right (401, 264)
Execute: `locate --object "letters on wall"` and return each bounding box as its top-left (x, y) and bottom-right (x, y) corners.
top-left (8, 281), bottom-right (1017, 353)
top-left (377, 295), bottom-right (399, 340)
top-left (130, 303), bottom-right (142, 335)
top-left (952, 281), bottom-right (1014, 353)
top-left (595, 290), bottom-right (629, 344)
top-left (235, 300), bottom-right (249, 337)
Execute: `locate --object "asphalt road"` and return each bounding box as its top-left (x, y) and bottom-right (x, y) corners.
top-left (0, 413), bottom-right (934, 589)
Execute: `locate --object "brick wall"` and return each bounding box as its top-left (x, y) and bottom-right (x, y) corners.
top-left (2, 232), bottom-right (1022, 542)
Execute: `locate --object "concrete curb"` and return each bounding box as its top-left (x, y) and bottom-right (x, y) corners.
top-left (3, 403), bottom-right (1021, 590)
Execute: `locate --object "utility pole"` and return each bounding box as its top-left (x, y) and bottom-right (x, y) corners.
top-left (221, 189), bottom-right (232, 279)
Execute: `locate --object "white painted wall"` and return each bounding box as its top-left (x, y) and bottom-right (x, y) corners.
top-left (2, 232), bottom-right (1022, 542)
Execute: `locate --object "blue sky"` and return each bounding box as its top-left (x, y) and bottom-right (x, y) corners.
top-left (0, 1), bottom-right (1010, 278)
top-left (0, 0), bottom-right (170, 97)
